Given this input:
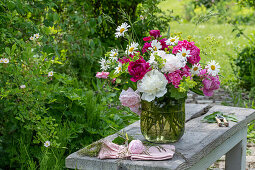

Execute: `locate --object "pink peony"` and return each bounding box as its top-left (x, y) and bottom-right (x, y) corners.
top-left (142, 42), bottom-right (151, 54)
top-left (96, 72), bottom-right (109, 79)
top-left (149, 30), bottom-right (161, 39)
top-left (165, 70), bottom-right (183, 88)
top-left (202, 76), bottom-right (220, 96)
top-left (118, 57), bottom-right (130, 64)
top-left (128, 140), bottom-right (145, 154)
top-left (143, 37), bottom-right (151, 41)
top-left (165, 66), bottom-right (191, 88)
top-left (159, 38), bottom-right (170, 50)
top-left (119, 88), bottom-right (141, 115)
top-left (128, 59), bottom-right (151, 82)
top-left (172, 40), bottom-right (201, 65)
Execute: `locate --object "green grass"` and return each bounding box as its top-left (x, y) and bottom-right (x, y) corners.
top-left (159, 0), bottom-right (255, 85)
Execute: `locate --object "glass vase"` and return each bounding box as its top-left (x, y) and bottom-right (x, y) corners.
top-left (140, 97), bottom-right (185, 143)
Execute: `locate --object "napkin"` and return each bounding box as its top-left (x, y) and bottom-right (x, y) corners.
top-left (98, 140), bottom-right (175, 161)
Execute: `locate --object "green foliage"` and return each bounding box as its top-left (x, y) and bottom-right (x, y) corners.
top-left (201, 111), bottom-right (238, 123)
top-left (232, 35), bottom-right (255, 90)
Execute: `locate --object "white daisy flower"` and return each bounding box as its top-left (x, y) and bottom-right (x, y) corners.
top-left (166, 36), bottom-right (179, 46)
top-left (114, 63), bottom-right (122, 74)
top-left (109, 49), bottom-right (118, 61)
top-left (148, 53), bottom-right (158, 69)
top-left (3, 58), bottom-right (9, 63)
top-left (44, 141), bottom-right (50, 147)
top-left (140, 15), bottom-right (144, 20)
top-left (191, 63), bottom-right (202, 75)
top-left (206, 60), bottom-right (220, 76)
top-left (34, 33), bottom-right (40, 39)
top-left (177, 48), bottom-right (191, 58)
top-left (125, 42), bottom-right (139, 55)
top-left (30, 36), bottom-right (35, 41)
top-left (148, 40), bottom-right (162, 52)
top-left (20, 85), bottom-right (26, 89)
top-left (99, 58), bottom-right (110, 71)
top-left (0, 58), bottom-right (3, 63)
top-left (115, 22), bottom-right (130, 38)
top-left (48, 71), bottom-right (54, 77)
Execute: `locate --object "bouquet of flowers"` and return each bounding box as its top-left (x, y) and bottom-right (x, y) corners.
top-left (96, 23), bottom-right (220, 115)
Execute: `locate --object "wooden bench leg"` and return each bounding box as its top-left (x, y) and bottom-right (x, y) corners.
top-left (225, 127), bottom-right (247, 170)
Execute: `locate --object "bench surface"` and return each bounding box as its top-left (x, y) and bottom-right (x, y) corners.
top-left (65, 104), bottom-right (255, 170)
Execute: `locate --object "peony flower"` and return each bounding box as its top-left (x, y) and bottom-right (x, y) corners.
top-left (118, 57), bottom-right (130, 64)
top-left (161, 53), bottom-right (183, 73)
top-left (128, 59), bottom-right (151, 82)
top-left (149, 30), bottom-right (160, 39)
top-left (165, 70), bottom-right (183, 88)
top-left (202, 76), bottom-right (220, 96)
top-left (119, 88), bottom-right (141, 115)
top-left (142, 42), bottom-right (151, 53)
top-left (115, 22), bottom-right (130, 38)
top-left (143, 37), bottom-right (151, 41)
top-left (160, 38), bottom-right (170, 50)
top-left (172, 40), bottom-right (200, 65)
top-left (128, 140), bottom-right (145, 154)
top-left (96, 72), bottom-right (110, 79)
top-left (137, 69), bottom-right (168, 102)
top-left (44, 141), bottom-right (50, 147)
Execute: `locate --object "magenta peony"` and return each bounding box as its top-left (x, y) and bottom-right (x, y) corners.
top-left (149, 30), bottom-right (161, 39)
top-left (128, 59), bottom-right (151, 82)
top-left (159, 38), bottom-right (170, 50)
top-left (172, 40), bottom-right (201, 65)
top-left (202, 76), bottom-right (220, 96)
top-left (128, 140), bottom-right (145, 154)
top-left (142, 42), bottom-right (151, 53)
top-left (119, 88), bottom-right (141, 115)
top-left (143, 37), bottom-right (151, 41)
top-left (96, 72), bottom-right (109, 79)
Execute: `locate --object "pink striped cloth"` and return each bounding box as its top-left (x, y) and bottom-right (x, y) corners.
top-left (98, 140), bottom-right (175, 161)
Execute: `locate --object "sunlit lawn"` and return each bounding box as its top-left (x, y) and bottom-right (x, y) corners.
top-left (159, 0), bottom-right (255, 85)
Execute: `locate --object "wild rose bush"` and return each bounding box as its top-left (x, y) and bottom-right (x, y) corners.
top-left (96, 24), bottom-right (221, 115)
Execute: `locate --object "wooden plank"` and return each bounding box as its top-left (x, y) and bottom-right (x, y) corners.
top-left (175, 105), bottom-right (255, 169)
top-left (65, 105), bottom-right (255, 170)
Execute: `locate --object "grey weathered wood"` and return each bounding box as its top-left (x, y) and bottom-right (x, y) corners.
top-left (187, 126), bottom-right (247, 170)
top-left (65, 104), bottom-right (255, 170)
top-left (225, 128), bottom-right (247, 170)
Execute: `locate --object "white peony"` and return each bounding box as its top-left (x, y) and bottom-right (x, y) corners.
top-left (137, 69), bottom-right (168, 102)
top-left (161, 53), bottom-right (183, 73)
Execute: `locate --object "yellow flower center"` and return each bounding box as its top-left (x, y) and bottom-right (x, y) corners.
top-left (182, 53), bottom-right (186, 57)
top-left (193, 67), bottom-right (198, 71)
top-left (211, 65), bottom-right (216, 70)
top-left (114, 53), bottom-right (117, 56)
top-left (120, 28), bottom-right (125, 33)
top-left (170, 39), bottom-right (175, 42)
top-left (153, 46), bottom-right (157, 51)
top-left (129, 47), bottom-right (134, 52)
top-left (118, 67), bottom-right (121, 71)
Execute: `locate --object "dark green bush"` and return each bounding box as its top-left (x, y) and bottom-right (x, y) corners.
top-left (233, 43), bottom-right (255, 90)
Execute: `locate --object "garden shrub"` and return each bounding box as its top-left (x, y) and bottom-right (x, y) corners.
top-left (0, 0), bottom-right (173, 169)
top-left (232, 40), bottom-right (255, 90)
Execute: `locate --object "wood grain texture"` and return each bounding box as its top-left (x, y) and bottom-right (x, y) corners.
top-left (65, 104), bottom-right (255, 170)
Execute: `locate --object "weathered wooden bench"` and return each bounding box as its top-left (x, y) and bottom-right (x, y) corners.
top-left (66, 104), bottom-right (255, 170)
